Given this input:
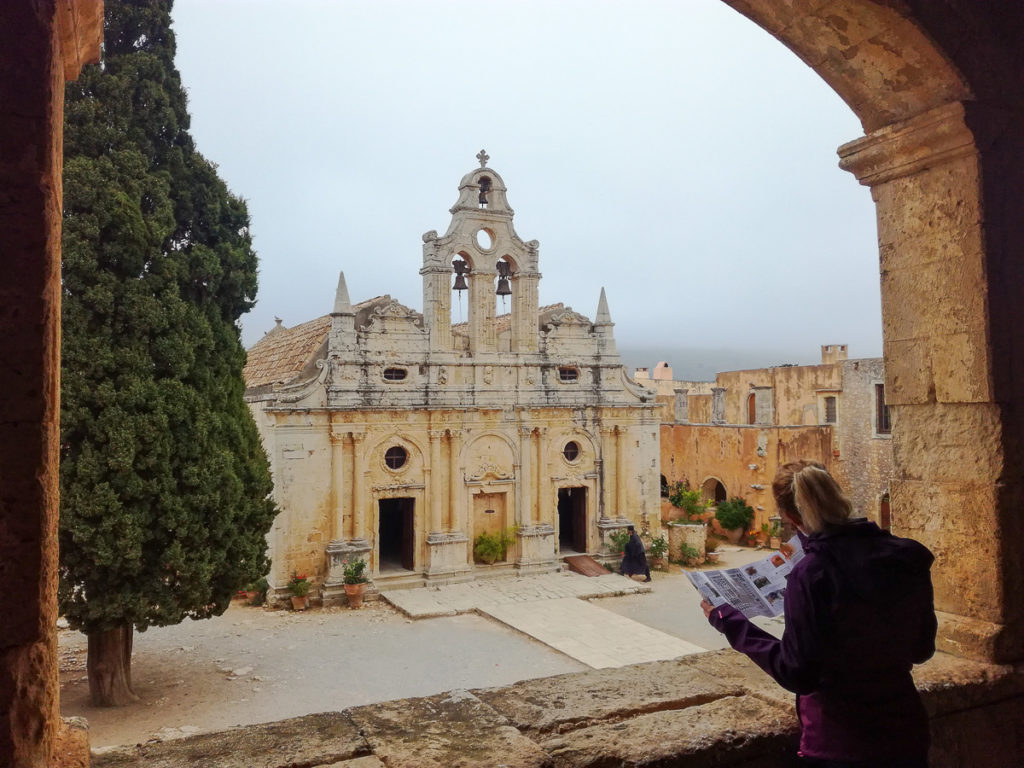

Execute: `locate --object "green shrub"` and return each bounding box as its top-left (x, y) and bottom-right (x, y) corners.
top-left (608, 528), bottom-right (631, 554)
top-left (247, 577), bottom-right (269, 606)
top-left (672, 543), bottom-right (701, 565)
top-left (474, 526), bottom-right (518, 564)
top-left (667, 481), bottom-right (708, 521)
top-left (648, 534), bottom-right (668, 559)
top-left (715, 497), bottom-right (755, 531)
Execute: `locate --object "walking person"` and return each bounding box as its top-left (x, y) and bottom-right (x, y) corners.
top-left (619, 525), bottom-right (651, 582)
top-left (702, 461), bottom-right (936, 767)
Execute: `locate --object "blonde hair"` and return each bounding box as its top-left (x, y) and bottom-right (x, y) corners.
top-left (772, 461), bottom-right (852, 534)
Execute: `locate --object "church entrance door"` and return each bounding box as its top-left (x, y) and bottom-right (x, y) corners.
top-left (473, 492), bottom-right (508, 562)
top-left (557, 487), bottom-right (588, 554)
top-left (378, 497), bottom-right (414, 571)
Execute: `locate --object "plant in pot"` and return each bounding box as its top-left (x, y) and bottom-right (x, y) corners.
top-left (648, 534), bottom-right (668, 569)
top-left (342, 558), bottom-right (369, 608)
top-left (704, 535), bottom-right (722, 565)
top-left (667, 481), bottom-right (708, 523)
top-left (764, 520), bottom-right (782, 549)
top-left (287, 572), bottom-right (311, 610)
top-left (714, 496), bottom-right (755, 545)
top-left (608, 528), bottom-right (631, 558)
top-left (673, 542), bottom-right (702, 568)
top-left (473, 525), bottom-right (518, 565)
top-left (246, 577), bottom-right (269, 606)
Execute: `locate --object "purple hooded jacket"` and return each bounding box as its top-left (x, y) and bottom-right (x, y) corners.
top-left (708, 519), bottom-right (936, 762)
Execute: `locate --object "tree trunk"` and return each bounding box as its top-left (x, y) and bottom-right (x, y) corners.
top-left (87, 625), bottom-right (139, 706)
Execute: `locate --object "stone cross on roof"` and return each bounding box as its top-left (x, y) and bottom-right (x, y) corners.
top-left (476, 149), bottom-right (489, 168)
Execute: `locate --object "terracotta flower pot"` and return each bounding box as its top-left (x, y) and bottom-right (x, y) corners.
top-left (344, 582), bottom-right (366, 609)
top-left (290, 595), bottom-right (308, 611)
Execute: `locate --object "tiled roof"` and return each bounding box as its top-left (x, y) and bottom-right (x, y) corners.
top-left (243, 315), bottom-right (331, 388)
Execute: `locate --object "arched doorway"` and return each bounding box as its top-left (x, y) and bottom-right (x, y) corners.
top-left (702, 477), bottom-right (728, 505)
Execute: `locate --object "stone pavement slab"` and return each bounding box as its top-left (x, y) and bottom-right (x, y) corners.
top-left (480, 597), bottom-right (706, 668)
top-left (382, 571), bottom-right (650, 619)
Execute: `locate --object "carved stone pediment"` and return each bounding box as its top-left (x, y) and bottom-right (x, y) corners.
top-left (544, 307), bottom-right (592, 330)
top-left (375, 300), bottom-right (418, 320)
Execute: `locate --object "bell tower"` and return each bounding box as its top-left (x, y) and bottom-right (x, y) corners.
top-left (420, 151), bottom-right (540, 357)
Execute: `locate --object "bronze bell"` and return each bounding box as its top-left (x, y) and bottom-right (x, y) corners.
top-left (495, 276), bottom-right (512, 296)
top-left (453, 273), bottom-right (468, 291)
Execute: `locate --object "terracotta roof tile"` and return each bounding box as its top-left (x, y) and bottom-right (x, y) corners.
top-left (243, 315), bottom-right (331, 388)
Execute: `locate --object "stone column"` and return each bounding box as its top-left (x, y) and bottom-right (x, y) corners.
top-left (839, 100), bottom-right (1024, 662)
top-left (599, 426), bottom-right (615, 519)
top-left (351, 433), bottom-right (367, 541)
top-left (518, 426), bottom-right (534, 526)
top-left (448, 429), bottom-right (463, 532)
top-left (534, 428), bottom-right (548, 525)
top-left (0, 4), bottom-right (101, 765)
top-left (429, 430), bottom-right (443, 533)
top-left (329, 424), bottom-right (347, 541)
top-left (615, 427), bottom-right (627, 519)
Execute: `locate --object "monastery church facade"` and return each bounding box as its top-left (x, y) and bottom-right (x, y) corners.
top-left (244, 156), bottom-right (660, 599)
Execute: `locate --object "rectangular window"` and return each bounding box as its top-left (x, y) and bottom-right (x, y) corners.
top-left (875, 384), bottom-right (891, 434)
top-left (558, 366), bottom-right (579, 382)
top-left (824, 396), bottom-right (837, 424)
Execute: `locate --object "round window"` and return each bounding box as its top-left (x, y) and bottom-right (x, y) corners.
top-left (475, 228), bottom-right (494, 250)
top-left (385, 446), bottom-right (407, 470)
top-left (563, 441), bottom-right (580, 462)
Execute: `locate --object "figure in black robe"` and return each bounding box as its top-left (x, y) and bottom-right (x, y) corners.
top-left (620, 525), bottom-right (651, 582)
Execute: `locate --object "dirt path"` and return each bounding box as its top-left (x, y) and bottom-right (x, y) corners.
top-left (59, 600), bottom-right (587, 748)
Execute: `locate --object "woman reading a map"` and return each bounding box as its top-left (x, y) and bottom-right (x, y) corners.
top-left (702, 461), bottom-right (936, 767)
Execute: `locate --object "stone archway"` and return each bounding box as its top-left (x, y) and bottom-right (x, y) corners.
top-left (4, 2), bottom-right (1024, 765)
top-left (721, 0), bottom-right (1024, 662)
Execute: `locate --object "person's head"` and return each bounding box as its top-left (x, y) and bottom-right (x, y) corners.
top-left (627, 525), bottom-right (635, 534)
top-left (772, 460), bottom-right (852, 534)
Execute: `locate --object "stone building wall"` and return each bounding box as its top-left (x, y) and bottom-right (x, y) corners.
top-left (833, 358), bottom-right (894, 524)
top-left (715, 364), bottom-right (842, 426)
top-left (660, 423), bottom-right (834, 531)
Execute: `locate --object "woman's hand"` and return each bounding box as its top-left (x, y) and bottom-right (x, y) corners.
top-left (701, 598), bottom-right (714, 618)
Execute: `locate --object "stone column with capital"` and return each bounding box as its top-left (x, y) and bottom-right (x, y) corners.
top-left (426, 429), bottom-right (471, 583)
top-left (516, 424), bottom-right (556, 574)
top-left (838, 100), bottom-right (1024, 662)
top-left (324, 430), bottom-right (371, 604)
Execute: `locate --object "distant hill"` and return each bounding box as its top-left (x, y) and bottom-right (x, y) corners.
top-left (617, 345), bottom-right (816, 382)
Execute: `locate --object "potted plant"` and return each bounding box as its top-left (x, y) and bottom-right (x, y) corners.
top-left (246, 577), bottom-right (269, 606)
top-left (667, 481), bottom-right (709, 523)
top-left (714, 496), bottom-right (755, 545)
top-left (607, 528), bottom-right (631, 558)
top-left (648, 534), bottom-right (668, 569)
top-left (764, 520), bottom-right (782, 550)
top-left (287, 572), bottom-right (311, 610)
top-left (342, 558), bottom-right (369, 608)
top-left (473, 525), bottom-right (518, 565)
top-left (704, 535), bottom-right (722, 565)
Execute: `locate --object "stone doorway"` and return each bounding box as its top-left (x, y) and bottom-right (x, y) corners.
top-left (378, 497), bottom-right (415, 572)
top-left (473, 491), bottom-right (509, 560)
top-left (702, 477), bottom-right (727, 505)
top-left (557, 487), bottom-right (588, 554)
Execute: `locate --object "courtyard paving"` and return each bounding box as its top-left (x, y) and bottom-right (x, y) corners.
top-left (383, 572), bottom-right (705, 668)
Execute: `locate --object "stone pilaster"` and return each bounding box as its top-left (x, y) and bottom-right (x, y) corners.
top-left (711, 388), bottom-right (726, 425)
top-left (674, 388), bottom-right (688, 424)
top-left (839, 100), bottom-right (1024, 662)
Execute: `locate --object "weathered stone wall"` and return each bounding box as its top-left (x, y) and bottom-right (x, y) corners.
top-left (91, 651), bottom-right (1024, 768)
top-left (661, 423), bottom-right (834, 531)
top-left (833, 358), bottom-right (894, 523)
top-left (687, 393), bottom-right (712, 424)
top-left (715, 364), bottom-right (842, 426)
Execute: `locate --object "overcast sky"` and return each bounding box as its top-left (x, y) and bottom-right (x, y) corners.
top-left (170, 0), bottom-right (882, 375)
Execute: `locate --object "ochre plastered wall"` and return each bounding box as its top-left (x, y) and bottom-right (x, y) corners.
top-left (661, 424), bottom-right (834, 532)
top-left (715, 365), bottom-right (842, 426)
top-left (0, 2), bottom-right (102, 765)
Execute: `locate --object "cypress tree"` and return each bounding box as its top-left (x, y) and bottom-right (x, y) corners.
top-left (60, 0), bottom-right (277, 706)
